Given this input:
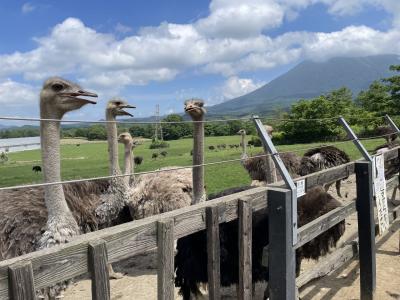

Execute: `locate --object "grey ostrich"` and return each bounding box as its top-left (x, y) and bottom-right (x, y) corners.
top-left (184, 98), bottom-right (206, 203)
top-left (0, 78), bottom-right (102, 298)
top-left (299, 146), bottom-right (350, 197)
top-left (94, 99), bottom-right (135, 227)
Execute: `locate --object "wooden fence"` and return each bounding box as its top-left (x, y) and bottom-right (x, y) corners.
top-left (0, 148), bottom-right (400, 300)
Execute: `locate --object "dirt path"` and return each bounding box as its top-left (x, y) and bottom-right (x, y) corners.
top-left (64, 176), bottom-right (400, 300)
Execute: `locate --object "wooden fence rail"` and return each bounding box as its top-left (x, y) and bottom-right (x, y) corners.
top-left (0, 147), bottom-right (399, 300)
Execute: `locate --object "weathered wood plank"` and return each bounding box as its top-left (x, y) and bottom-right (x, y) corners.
top-left (297, 241), bottom-right (359, 288)
top-left (88, 240), bottom-right (110, 300)
top-left (238, 200), bottom-right (252, 300)
top-left (296, 201), bottom-right (356, 249)
top-left (206, 206), bottom-right (220, 300)
top-left (268, 187), bottom-right (296, 300)
top-left (355, 161), bottom-right (376, 300)
top-left (8, 261), bottom-right (35, 300)
top-left (157, 220), bottom-right (174, 300)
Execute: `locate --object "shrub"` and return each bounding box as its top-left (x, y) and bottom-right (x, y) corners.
top-left (149, 140), bottom-right (169, 149)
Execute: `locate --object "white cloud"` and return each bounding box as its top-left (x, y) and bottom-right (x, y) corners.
top-left (221, 76), bottom-right (264, 99)
top-left (21, 3), bottom-right (35, 14)
top-left (115, 23), bottom-right (133, 34)
top-left (0, 0), bottom-right (399, 97)
top-left (0, 80), bottom-right (38, 107)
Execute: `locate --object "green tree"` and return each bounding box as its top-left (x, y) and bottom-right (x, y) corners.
top-left (162, 114), bottom-right (191, 140)
top-left (383, 65), bottom-right (400, 113)
top-left (87, 125), bottom-right (107, 140)
top-left (356, 81), bottom-right (392, 114)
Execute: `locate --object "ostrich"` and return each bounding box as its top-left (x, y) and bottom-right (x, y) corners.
top-left (175, 185), bottom-right (345, 299)
top-left (94, 99), bottom-right (135, 227)
top-left (184, 98), bottom-right (206, 203)
top-left (238, 129), bottom-right (248, 160)
top-left (375, 125), bottom-right (398, 143)
top-left (0, 78), bottom-right (102, 297)
top-left (299, 146), bottom-right (350, 197)
top-left (118, 132), bottom-right (135, 185)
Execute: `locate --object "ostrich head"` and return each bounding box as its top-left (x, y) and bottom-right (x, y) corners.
top-left (184, 99), bottom-right (206, 120)
top-left (237, 129), bottom-right (246, 136)
top-left (118, 132), bottom-right (134, 146)
top-left (264, 125), bottom-right (273, 137)
top-left (40, 77), bottom-right (98, 118)
top-left (107, 98), bottom-right (136, 117)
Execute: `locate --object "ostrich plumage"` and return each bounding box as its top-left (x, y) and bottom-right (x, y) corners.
top-left (174, 186), bottom-right (345, 299)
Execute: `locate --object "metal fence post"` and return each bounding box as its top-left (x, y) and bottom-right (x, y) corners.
top-left (355, 161), bottom-right (376, 300)
top-left (268, 187), bottom-right (296, 300)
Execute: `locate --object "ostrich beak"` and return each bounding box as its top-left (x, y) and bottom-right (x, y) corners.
top-left (61, 89), bottom-right (98, 104)
top-left (119, 104), bottom-right (136, 117)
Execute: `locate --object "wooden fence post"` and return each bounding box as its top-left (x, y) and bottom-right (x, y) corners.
top-left (8, 261), bottom-right (36, 300)
top-left (88, 239), bottom-right (111, 300)
top-left (355, 161), bottom-right (376, 300)
top-left (157, 219), bottom-right (174, 300)
top-left (268, 187), bottom-right (296, 300)
top-left (238, 200), bottom-right (252, 300)
top-left (206, 206), bottom-right (221, 300)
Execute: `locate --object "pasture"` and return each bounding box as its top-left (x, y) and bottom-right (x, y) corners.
top-left (0, 135), bottom-right (387, 194)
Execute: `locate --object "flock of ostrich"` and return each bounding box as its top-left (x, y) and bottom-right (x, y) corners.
top-left (0, 77), bottom-right (398, 299)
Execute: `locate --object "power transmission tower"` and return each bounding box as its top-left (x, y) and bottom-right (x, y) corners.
top-left (154, 104), bottom-right (163, 141)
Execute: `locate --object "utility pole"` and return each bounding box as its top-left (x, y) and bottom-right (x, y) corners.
top-left (154, 104), bottom-right (163, 141)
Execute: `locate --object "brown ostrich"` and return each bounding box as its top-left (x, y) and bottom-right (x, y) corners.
top-left (175, 185), bottom-right (345, 299)
top-left (184, 98), bottom-right (206, 203)
top-left (375, 125), bottom-right (398, 143)
top-left (299, 146), bottom-right (350, 197)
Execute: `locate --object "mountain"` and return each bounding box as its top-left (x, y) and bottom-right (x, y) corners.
top-left (208, 54), bottom-right (400, 116)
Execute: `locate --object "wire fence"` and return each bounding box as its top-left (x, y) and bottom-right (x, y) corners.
top-left (0, 113), bottom-right (398, 191)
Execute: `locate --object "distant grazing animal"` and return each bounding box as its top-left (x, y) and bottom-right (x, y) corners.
top-left (175, 185), bottom-right (345, 299)
top-left (32, 165), bottom-right (42, 173)
top-left (152, 153), bottom-right (158, 160)
top-left (134, 156), bottom-right (143, 165)
top-left (185, 98), bottom-right (206, 203)
top-left (76, 144), bottom-right (80, 147)
top-left (208, 145), bottom-right (215, 151)
top-left (160, 150), bottom-right (168, 158)
top-left (299, 146), bottom-right (350, 197)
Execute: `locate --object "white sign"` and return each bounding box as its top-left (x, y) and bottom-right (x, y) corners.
top-left (374, 154), bottom-right (389, 235)
top-left (296, 179), bottom-right (306, 197)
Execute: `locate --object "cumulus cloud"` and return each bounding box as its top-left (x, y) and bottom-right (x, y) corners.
top-left (115, 23), bottom-right (133, 34)
top-left (221, 76), bottom-right (264, 99)
top-left (0, 80), bottom-right (37, 106)
top-left (0, 0), bottom-right (399, 96)
top-left (21, 3), bottom-right (35, 14)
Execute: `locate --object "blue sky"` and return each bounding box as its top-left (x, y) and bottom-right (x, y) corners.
top-left (0, 0), bottom-right (399, 123)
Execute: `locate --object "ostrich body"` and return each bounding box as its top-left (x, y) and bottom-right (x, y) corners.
top-left (185, 99), bottom-right (206, 203)
top-left (32, 165), bottom-right (42, 173)
top-left (175, 186), bottom-right (345, 299)
top-left (95, 99), bottom-right (135, 227)
top-left (299, 146), bottom-right (350, 197)
top-left (127, 167), bottom-right (193, 219)
top-left (0, 77), bottom-right (100, 258)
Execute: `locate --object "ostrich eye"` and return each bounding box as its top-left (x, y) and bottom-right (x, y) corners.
top-left (52, 83), bottom-right (64, 92)
top-left (115, 101), bottom-right (122, 106)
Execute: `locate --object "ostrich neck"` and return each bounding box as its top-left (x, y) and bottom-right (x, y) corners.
top-left (192, 115), bottom-right (204, 203)
top-left (106, 110), bottom-right (121, 176)
top-left (40, 116), bottom-right (74, 219)
top-left (124, 142), bottom-right (134, 185)
top-left (241, 134), bottom-right (247, 157)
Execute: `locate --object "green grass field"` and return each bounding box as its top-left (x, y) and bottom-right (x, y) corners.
top-left (0, 135), bottom-right (386, 194)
